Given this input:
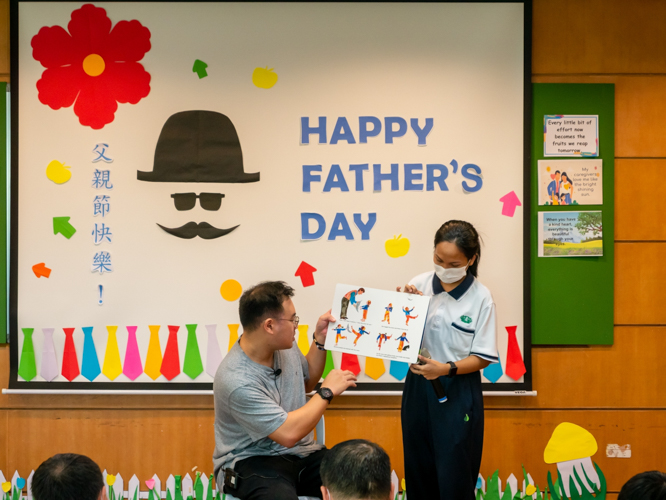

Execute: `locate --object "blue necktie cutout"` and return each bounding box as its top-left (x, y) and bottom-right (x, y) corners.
top-left (389, 361), bottom-right (410, 381)
top-left (81, 326), bottom-right (102, 381)
top-left (483, 352), bottom-right (503, 383)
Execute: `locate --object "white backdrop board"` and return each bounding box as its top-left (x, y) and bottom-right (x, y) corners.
top-left (10, 1), bottom-right (531, 392)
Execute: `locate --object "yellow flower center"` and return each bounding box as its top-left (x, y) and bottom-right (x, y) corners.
top-left (83, 54), bottom-right (105, 77)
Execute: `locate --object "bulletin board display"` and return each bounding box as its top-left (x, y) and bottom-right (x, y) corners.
top-left (531, 84), bottom-right (614, 345)
top-left (10, 1), bottom-right (531, 391)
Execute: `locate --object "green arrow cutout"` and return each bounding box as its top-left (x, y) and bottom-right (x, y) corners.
top-left (193, 59), bottom-right (208, 79)
top-left (53, 216), bottom-right (76, 239)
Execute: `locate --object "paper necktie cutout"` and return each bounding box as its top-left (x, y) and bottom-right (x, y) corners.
top-left (340, 353), bottom-right (361, 376)
top-left (322, 350), bottom-right (335, 378)
top-left (160, 325), bottom-right (181, 381)
top-left (144, 325), bottom-right (163, 380)
top-left (297, 325), bottom-right (310, 355)
top-left (483, 352), bottom-right (503, 383)
top-left (504, 326), bottom-right (526, 380)
top-left (183, 324), bottom-right (204, 379)
top-left (81, 326), bottom-right (101, 381)
top-left (205, 324), bottom-right (222, 378)
top-left (41, 328), bottom-right (59, 382)
top-left (123, 326), bottom-right (143, 380)
top-left (364, 357), bottom-right (385, 380)
top-left (389, 361), bottom-right (409, 381)
top-left (102, 326), bottom-right (123, 381)
top-left (227, 324), bottom-right (240, 352)
top-left (18, 328), bottom-right (37, 381)
top-left (61, 328), bottom-right (80, 381)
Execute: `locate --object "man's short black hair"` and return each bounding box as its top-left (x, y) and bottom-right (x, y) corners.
top-left (32, 454), bottom-right (104, 500)
top-left (239, 281), bottom-right (295, 332)
top-left (320, 439), bottom-right (391, 500)
top-left (618, 471), bottom-right (666, 500)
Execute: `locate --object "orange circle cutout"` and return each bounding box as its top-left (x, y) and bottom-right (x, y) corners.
top-left (83, 54), bottom-right (105, 77)
top-left (220, 279), bottom-right (242, 301)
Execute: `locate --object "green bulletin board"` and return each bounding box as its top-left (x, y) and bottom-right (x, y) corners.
top-left (532, 83), bottom-right (614, 345)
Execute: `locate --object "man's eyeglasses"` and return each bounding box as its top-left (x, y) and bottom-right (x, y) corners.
top-left (274, 316), bottom-right (300, 327)
top-left (171, 192), bottom-right (224, 211)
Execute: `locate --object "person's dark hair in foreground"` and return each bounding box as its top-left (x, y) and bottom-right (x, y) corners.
top-left (32, 453), bottom-right (105, 500)
top-left (238, 280), bottom-right (295, 331)
top-left (320, 439), bottom-right (393, 500)
top-left (618, 470), bottom-right (666, 500)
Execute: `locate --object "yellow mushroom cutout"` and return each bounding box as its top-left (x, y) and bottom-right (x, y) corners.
top-left (544, 422), bottom-right (600, 498)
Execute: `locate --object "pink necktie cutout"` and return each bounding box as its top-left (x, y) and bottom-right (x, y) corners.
top-left (123, 326), bottom-right (143, 380)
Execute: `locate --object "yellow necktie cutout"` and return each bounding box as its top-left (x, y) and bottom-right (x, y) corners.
top-left (144, 325), bottom-right (163, 380)
top-left (102, 325), bottom-right (122, 380)
top-left (228, 324), bottom-right (240, 352)
top-left (297, 325), bottom-right (310, 355)
top-left (365, 357), bottom-right (386, 380)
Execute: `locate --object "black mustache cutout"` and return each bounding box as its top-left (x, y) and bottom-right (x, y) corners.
top-left (157, 221), bottom-right (239, 239)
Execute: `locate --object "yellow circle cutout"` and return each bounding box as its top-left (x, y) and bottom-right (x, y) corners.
top-left (83, 54), bottom-right (105, 77)
top-left (220, 279), bottom-right (242, 301)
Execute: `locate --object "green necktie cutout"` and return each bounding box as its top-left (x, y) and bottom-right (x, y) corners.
top-left (183, 324), bottom-right (204, 379)
top-left (18, 328), bottom-right (37, 381)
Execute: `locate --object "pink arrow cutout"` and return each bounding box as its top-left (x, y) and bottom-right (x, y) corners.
top-left (295, 261), bottom-right (317, 287)
top-left (499, 191), bottom-right (522, 217)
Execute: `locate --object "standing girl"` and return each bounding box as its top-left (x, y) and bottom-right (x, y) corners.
top-left (399, 220), bottom-right (498, 500)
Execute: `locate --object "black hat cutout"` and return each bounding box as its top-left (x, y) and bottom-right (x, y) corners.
top-left (137, 110), bottom-right (260, 183)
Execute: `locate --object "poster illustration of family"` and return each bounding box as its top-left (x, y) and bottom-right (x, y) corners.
top-left (538, 160), bottom-right (603, 206)
top-left (326, 284), bottom-right (431, 364)
top-left (538, 211), bottom-right (603, 257)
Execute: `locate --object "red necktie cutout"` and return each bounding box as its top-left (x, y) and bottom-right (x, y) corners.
top-left (61, 328), bottom-right (80, 381)
top-left (160, 325), bottom-right (181, 381)
top-left (340, 353), bottom-right (361, 376)
top-left (505, 325), bottom-right (526, 380)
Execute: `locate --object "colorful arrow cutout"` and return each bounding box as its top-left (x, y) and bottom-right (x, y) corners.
top-left (193, 59), bottom-right (208, 79)
top-left (295, 261), bottom-right (317, 287)
top-left (53, 216), bottom-right (76, 239)
top-left (32, 262), bottom-right (51, 278)
top-left (499, 191), bottom-right (522, 217)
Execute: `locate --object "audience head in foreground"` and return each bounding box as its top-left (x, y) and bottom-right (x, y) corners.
top-left (32, 453), bottom-right (106, 500)
top-left (618, 470), bottom-right (666, 500)
top-left (320, 439), bottom-right (394, 500)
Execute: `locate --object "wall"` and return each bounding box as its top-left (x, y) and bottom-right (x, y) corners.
top-left (1, 1), bottom-right (665, 498)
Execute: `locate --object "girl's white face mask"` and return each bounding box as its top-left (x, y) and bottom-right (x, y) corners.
top-left (434, 262), bottom-right (469, 284)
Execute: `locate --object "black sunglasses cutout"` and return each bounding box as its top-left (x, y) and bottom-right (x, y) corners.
top-left (171, 192), bottom-right (225, 211)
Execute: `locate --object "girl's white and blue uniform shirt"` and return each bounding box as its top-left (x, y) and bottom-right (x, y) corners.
top-left (409, 271), bottom-right (499, 365)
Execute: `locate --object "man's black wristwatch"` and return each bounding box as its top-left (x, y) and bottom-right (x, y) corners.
top-left (316, 386), bottom-right (334, 403)
top-left (447, 361), bottom-right (458, 377)
top-left (313, 334), bottom-right (326, 351)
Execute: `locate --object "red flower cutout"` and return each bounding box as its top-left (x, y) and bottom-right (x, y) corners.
top-left (31, 3), bottom-right (151, 130)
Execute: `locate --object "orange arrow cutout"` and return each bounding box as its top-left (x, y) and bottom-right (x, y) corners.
top-left (32, 263), bottom-right (51, 278)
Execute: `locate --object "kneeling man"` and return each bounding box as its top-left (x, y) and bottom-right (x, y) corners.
top-left (213, 281), bottom-right (357, 500)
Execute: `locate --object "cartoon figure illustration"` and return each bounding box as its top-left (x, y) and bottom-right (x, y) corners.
top-left (348, 325), bottom-right (370, 346)
top-left (137, 110), bottom-right (260, 239)
top-left (396, 332), bottom-right (410, 352)
top-left (382, 303), bottom-right (393, 324)
top-left (340, 288), bottom-right (365, 319)
top-left (361, 300), bottom-right (372, 321)
top-left (376, 332), bottom-right (392, 350)
top-left (332, 324), bottom-right (347, 345)
top-left (559, 193), bottom-right (568, 206)
top-left (403, 306), bottom-right (418, 325)
top-left (561, 172), bottom-right (574, 205)
top-left (547, 169), bottom-right (561, 205)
